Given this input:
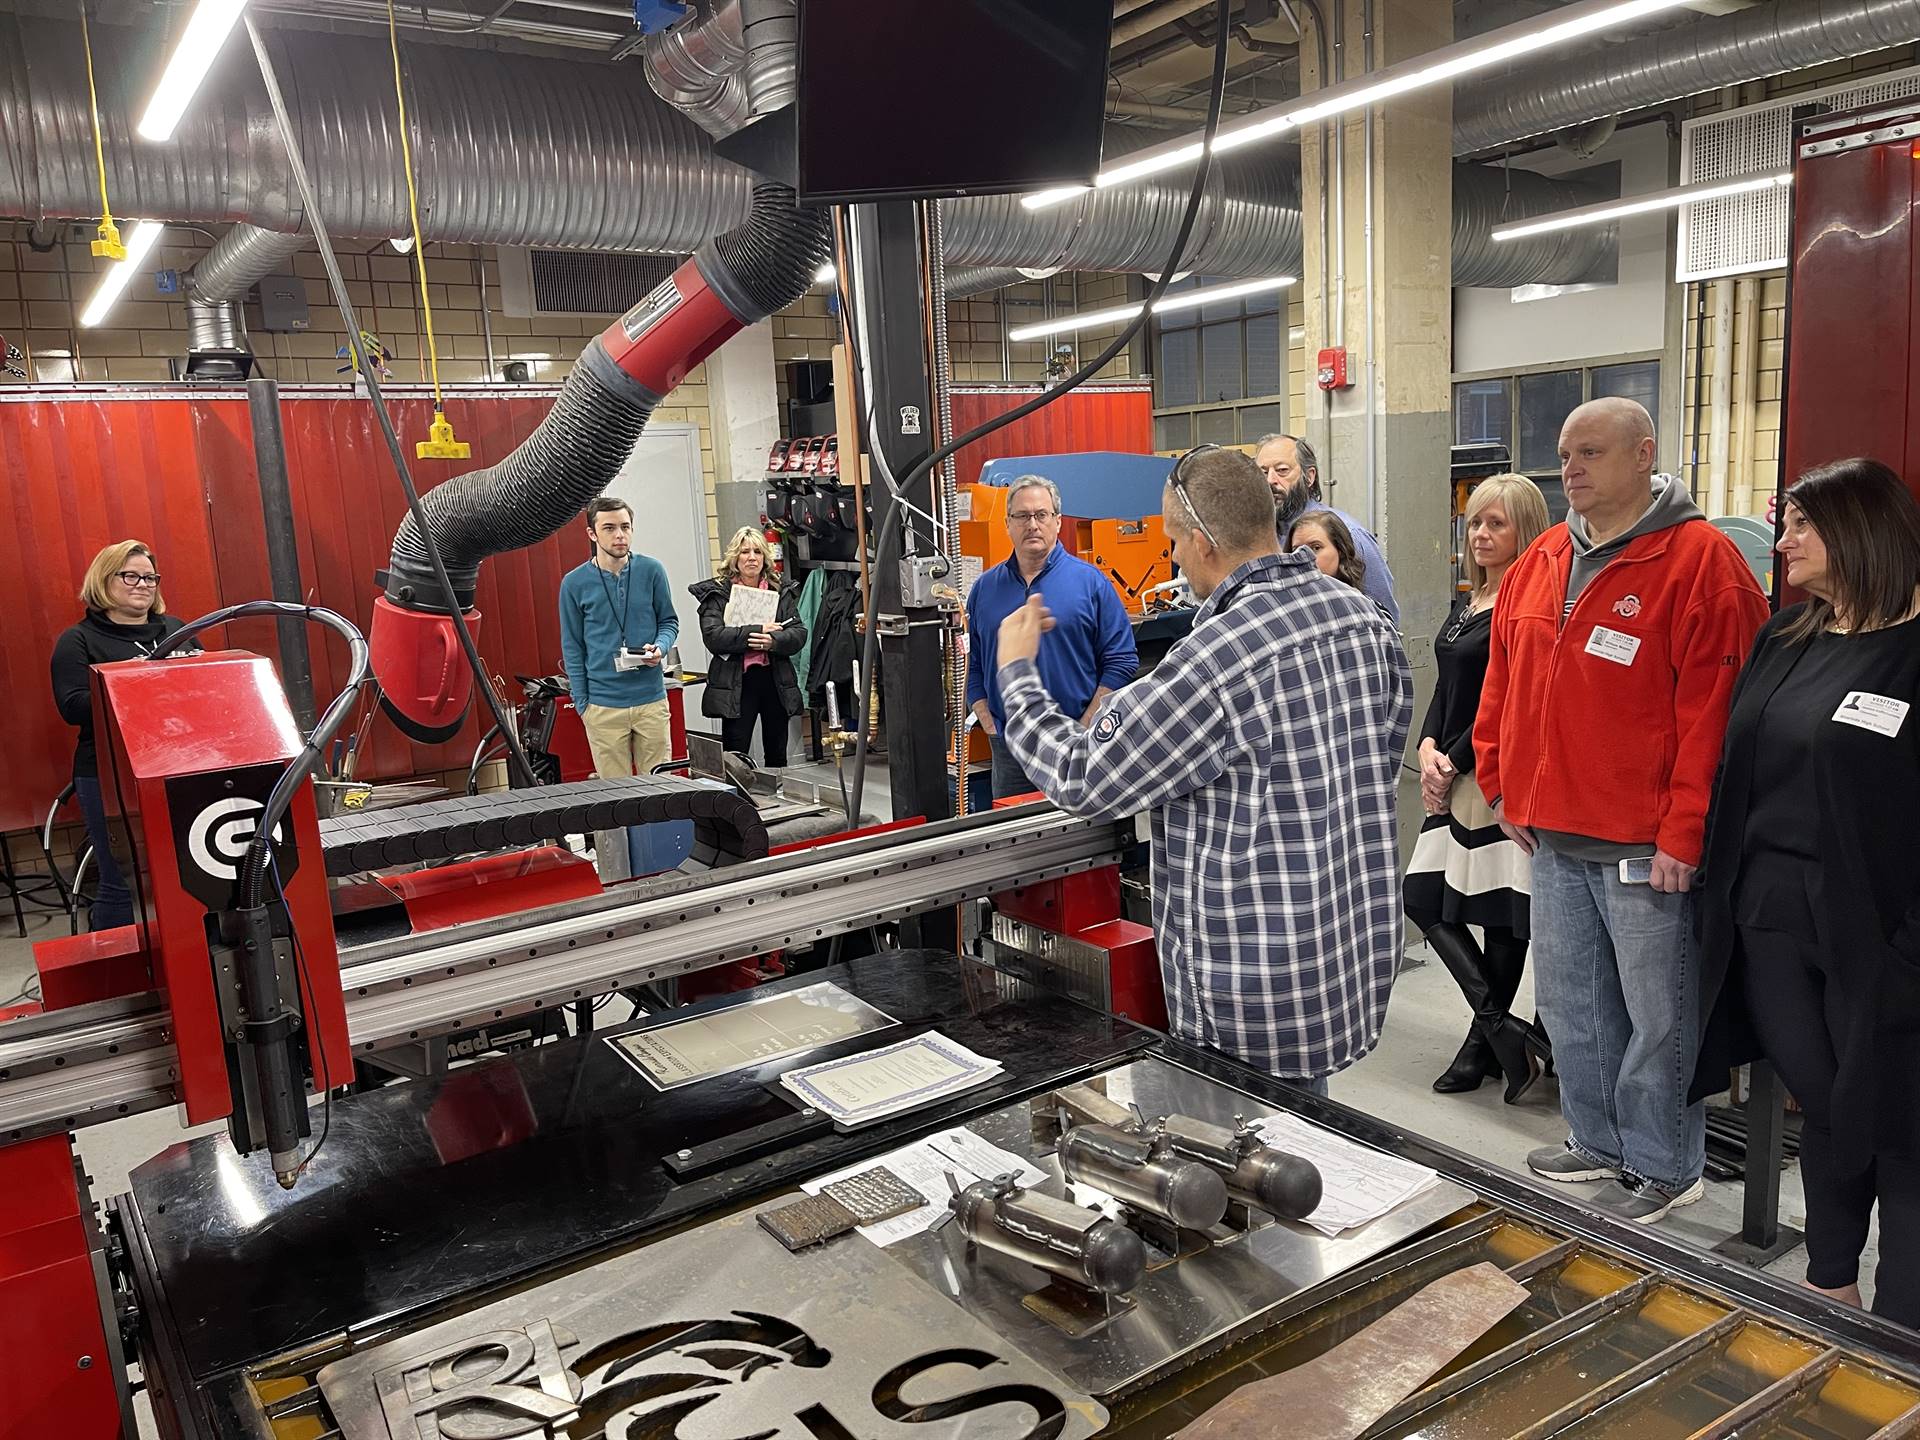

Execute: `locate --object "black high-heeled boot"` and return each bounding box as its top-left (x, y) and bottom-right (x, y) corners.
top-left (1427, 924), bottom-right (1546, 1103)
top-left (1432, 1030), bottom-right (1496, 1093)
top-left (1483, 928), bottom-right (1553, 1095)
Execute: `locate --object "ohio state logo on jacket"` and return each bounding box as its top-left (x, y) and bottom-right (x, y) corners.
top-left (1612, 594), bottom-right (1643, 619)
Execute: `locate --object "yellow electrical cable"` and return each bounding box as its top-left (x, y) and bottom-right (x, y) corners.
top-left (385, 0), bottom-right (468, 459)
top-left (79, 6), bottom-right (125, 261)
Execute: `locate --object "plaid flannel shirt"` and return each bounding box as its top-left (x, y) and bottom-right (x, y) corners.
top-left (999, 551), bottom-right (1412, 1078)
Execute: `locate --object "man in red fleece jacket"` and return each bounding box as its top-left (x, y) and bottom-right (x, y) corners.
top-left (1476, 398), bottom-right (1766, 1224)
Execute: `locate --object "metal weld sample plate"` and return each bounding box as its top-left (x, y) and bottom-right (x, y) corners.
top-left (821, 1166), bottom-right (927, 1225)
top-left (317, 1200), bottom-right (1108, 1440)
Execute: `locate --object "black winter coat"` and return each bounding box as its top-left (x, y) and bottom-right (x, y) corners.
top-left (1691, 605), bottom-right (1920, 1164)
top-left (690, 577), bottom-right (805, 721)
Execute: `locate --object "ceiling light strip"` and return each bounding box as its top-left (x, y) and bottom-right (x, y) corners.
top-left (1489, 171), bottom-right (1792, 241)
top-left (1022, 0), bottom-right (1693, 211)
top-left (1006, 275), bottom-right (1295, 343)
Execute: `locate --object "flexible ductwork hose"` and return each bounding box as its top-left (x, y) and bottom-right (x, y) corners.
top-left (371, 181), bottom-right (831, 740)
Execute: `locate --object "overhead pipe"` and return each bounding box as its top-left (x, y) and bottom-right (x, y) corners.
top-left (1732, 275), bottom-right (1761, 518)
top-left (1454, 0), bottom-right (1920, 154)
top-left (371, 181), bottom-right (832, 739)
top-left (642, 0), bottom-right (750, 140)
top-left (1706, 277), bottom-right (1735, 519)
top-left (6, 14), bottom-right (1619, 298)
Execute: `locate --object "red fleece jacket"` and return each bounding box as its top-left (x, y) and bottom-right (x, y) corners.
top-left (1475, 518), bottom-right (1767, 866)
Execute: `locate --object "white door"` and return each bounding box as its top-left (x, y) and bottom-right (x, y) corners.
top-left (606, 422), bottom-right (712, 673)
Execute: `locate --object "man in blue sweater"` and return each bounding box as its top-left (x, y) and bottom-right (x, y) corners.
top-left (965, 475), bottom-right (1137, 799)
top-left (560, 496), bottom-right (681, 778)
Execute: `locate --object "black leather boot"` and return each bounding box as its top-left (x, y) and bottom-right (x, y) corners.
top-left (1432, 1031), bottom-right (1496, 1093)
top-left (1428, 924), bottom-right (1548, 1103)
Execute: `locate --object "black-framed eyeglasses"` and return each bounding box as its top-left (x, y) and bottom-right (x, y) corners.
top-left (114, 571), bottom-right (162, 588)
top-left (1006, 508), bottom-right (1058, 526)
top-left (1169, 444), bottom-right (1222, 549)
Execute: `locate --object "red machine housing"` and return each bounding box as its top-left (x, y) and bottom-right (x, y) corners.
top-left (89, 650), bottom-right (355, 1124)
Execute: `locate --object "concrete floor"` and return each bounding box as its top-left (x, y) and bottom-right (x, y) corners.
top-left (0, 849), bottom-right (1881, 1435)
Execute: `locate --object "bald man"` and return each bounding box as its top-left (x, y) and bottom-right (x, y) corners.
top-left (1475, 398), bottom-right (1766, 1225)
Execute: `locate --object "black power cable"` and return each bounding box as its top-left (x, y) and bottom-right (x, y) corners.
top-left (838, 13), bottom-right (1235, 819)
top-left (243, 15), bottom-right (537, 793)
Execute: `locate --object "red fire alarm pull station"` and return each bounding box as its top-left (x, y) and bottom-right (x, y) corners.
top-left (1316, 346), bottom-right (1352, 391)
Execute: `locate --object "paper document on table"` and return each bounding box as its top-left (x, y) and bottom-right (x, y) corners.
top-left (606, 981), bottom-right (896, 1090)
top-left (724, 583), bottom-right (781, 627)
top-left (1253, 1110), bottom-right (1443, 1236)
top-left (779, 1032), bottom-right (1003, 1125)
top-left (802, 1127), bottom-right (1045, 1246)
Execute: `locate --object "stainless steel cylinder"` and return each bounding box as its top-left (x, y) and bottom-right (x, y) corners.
top-left (951, 1179), bottom-right (1146, 1296)
top-left (1059, 1123), bottom-right (1230, 1231)
top-left (1159, 1114), bottom-right (1324, 1221)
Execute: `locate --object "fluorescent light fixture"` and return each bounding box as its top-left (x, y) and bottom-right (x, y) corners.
top-left (1006, 275), bottom-right (1294, 342)
top-left (79, 221), bottom-right (166, 328)
top-left (813, 262), bottom-right (836, 284)
top-left (1022, 0), bottom-right (1691, 210)
top-left (136, 0), bottom-right (250, 142)
top-left (390, 236), bottom-right (416, 254)
top-left (1490, 170), bottom-right (1792, 241)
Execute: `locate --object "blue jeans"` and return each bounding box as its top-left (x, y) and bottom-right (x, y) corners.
top-left (1531, 846), bottom-right (1704, 1190)
top-left (988, 734), bottom-right (1039, 802)
top-left (73, 775), bottom-right (134, 931)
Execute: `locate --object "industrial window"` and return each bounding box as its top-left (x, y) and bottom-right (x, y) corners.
top-left (1453, 357), bottom-right (1662, 523)
top-left (1151, 277), bottom-right (1287, 451)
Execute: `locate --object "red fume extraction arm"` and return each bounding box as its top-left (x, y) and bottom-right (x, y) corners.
top-left (368, 183), bottom-right (832, 740)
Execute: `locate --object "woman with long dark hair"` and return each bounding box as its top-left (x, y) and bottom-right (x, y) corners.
top-left (1695, 457), bottom-right (1920, 1325)
top-left (1403, 475), bottom-right (1553, 1101)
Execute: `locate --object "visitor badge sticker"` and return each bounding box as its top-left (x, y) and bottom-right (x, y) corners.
top-left (1832, 691), bottom-right (1910, 737)
top-left (1584, 625), bottom-right (1642, 666)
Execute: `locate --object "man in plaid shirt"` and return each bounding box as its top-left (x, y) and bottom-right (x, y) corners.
top-left (996, 447), bottom-right (1412, 1085)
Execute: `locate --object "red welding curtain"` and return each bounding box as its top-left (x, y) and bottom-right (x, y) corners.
top-left (0, 387), bottom-right (571, 833)
top-left (948, 382), bottom-right (1154, 487)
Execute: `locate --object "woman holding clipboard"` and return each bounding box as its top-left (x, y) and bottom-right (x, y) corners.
top-left (690, 527), bottom-right (807, 767)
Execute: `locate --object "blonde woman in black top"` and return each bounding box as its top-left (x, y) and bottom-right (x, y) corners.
top-left (1404, 474), bottom-right (1552, 1101)
top-left (1694, 458), bottom-right (1920, 1325)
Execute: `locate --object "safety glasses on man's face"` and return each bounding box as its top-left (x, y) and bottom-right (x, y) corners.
top-left (1169, 444), bottom-right (1222, 549)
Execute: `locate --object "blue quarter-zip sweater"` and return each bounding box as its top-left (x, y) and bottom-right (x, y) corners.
top-left (965, 542), bottom-right (1137, 730)
top-left (559, 555), bottom-right (680, 708)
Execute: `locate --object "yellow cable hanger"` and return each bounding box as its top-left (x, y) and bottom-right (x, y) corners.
top-left (79, 6), bottom-right (126, 261)
top-left (385, 0), bottom-right (469, 460)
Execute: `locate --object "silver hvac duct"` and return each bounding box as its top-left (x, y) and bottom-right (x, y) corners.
top-left (1454, 0), bottom-right (1920, 154)
top-left (944, 268), bottom-right (1030, 297)
top-left (1451, 165), bottom-right (1615, 289)
top-left (0, 16), bottom-right (751, 252)
top-left (190, 224), bottom-right (308, 304)
top-left (643, 0), bottom-right (752, 140)
top-left (0, 14), bottom-right (1607, 294)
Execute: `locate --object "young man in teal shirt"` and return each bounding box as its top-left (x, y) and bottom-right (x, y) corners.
top-left (560, 496), bottom-right (680, 777)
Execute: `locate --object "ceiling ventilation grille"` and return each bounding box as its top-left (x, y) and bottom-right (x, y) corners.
top-left (502, 249), bottom-right (690, 317)
top-left (1679, 64), bottom-right (1920, 283)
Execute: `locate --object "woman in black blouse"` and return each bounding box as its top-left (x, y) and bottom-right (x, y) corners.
top-left (1694, 458), bottom-right (1920, 1326)
top-left (1404, 474), bottom-right (1551, 1101)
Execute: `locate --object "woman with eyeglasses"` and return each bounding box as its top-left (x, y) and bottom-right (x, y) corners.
top-left (1403, 474), bottom-right (1553, 1101)
top-left (1693, 458), bottom-right (1920, 1324)
top-left (50, 542), bottom-right (186, 930)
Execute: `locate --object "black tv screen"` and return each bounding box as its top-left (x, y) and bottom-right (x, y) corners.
top-left (796, 0), bottom-right (1115, 205)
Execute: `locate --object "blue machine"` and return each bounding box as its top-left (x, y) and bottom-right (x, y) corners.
top-left (977, 452), bottom-right (1174, 521)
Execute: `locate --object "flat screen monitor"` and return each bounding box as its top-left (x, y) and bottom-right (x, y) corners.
top-left (796, 0), bottom-right (1114, 205)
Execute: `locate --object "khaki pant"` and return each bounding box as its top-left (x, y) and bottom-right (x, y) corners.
top-left (581, 700), bottom-right (672, 779)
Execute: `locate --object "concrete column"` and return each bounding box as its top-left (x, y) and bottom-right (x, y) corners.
top-left (1298, 0), bottom-right (1454, 860)
top-left (706, 319), bottom-right (781, 551)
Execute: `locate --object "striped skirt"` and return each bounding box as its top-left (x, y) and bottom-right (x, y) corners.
top-left (1403, 773), bottom-right (1532, 939)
